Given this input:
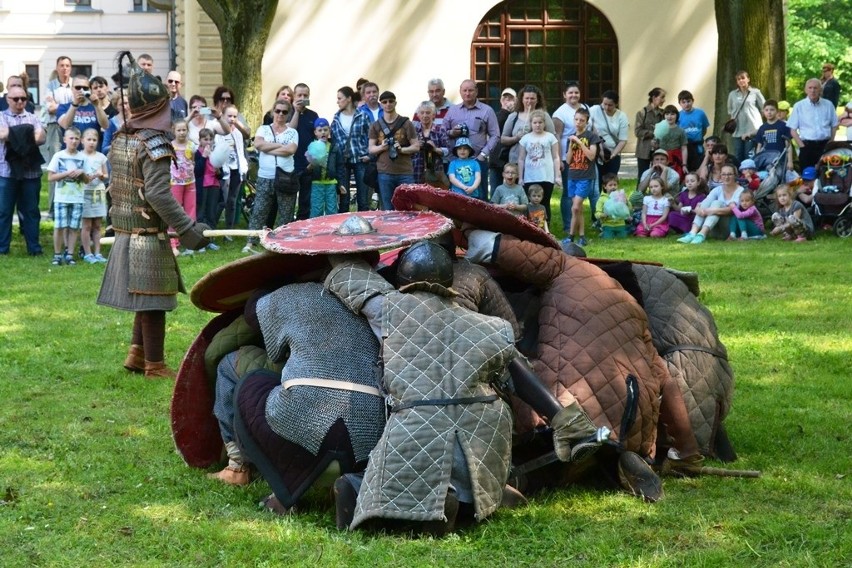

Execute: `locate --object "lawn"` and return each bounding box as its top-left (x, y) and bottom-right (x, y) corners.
top-left (1, 189), bottom-right (850, 567)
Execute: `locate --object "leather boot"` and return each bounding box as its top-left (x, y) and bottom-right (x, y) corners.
top-left (144, 360), bottom-right (176, 379)
top-left (333, 474), bottom-right (361, 530)
top-left (208, 464), bottom-right (250, 486)
top-left (123, 344), bottom-right (144, 374)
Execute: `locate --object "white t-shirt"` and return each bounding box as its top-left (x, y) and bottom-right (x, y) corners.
top-left (188, 118), bottom-right (226, 146)
top-left (519, 131), bottom-right (558, 184)
top-left (255, 124), bottom-right (298, 179)
top-left (47, 149), bottom-right (85, 204)
top-left (642, 195), bottom-right (670, 216)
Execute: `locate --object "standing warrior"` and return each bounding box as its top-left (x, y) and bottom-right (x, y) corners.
top-left (97, 52), bottom-right (209, 377)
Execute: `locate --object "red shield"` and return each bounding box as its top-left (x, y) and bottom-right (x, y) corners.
top-left (260, 210), bottom-right (453, 255)
top-left (392, 184), bottom-right (560, 249)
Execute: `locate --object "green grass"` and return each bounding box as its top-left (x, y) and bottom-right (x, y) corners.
top-left (1, 187), bottom-right (850, 566)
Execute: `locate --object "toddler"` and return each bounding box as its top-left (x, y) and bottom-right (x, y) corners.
top-left (80, 128), bottom-right (108, 263)
top-left (526, 184), bottom-right (549, 233)
top-left (737, 159), bottom-right (760, 190)
top-left (595, 173), bottom-right (629, 238)
top-left (729, 190), bottom-right (765, 239)
top-left (668, 172), bottom-right (707, 234)
top-left (490, 163), bottom-right (528, 216)
top-left (46, 127), bottom-right (85, 266)
top-left (448, 137), bottom-right (482, 198)
top-left (634, 177), bottom-right (670, 237)
top-left (771, 185), bottom-right (813, 242)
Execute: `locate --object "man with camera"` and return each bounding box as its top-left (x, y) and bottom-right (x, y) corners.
top-left (444, 79), bottom-right (500, 200)
top-left (636, 148), bottom-right (681, 197)
top-left (57, 75), bottom-right (109, 145)
top-left (367, 91), bottom-right (419, 210)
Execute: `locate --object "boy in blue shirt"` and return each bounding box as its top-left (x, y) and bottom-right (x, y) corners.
top-left (448, 137), bottom-right (482, 199)
top-left (677, 90), bottom-right (710, 172)
top-left (755, 100), bottom-right (794, 171)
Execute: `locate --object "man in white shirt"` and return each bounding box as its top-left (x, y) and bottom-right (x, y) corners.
top-left (788, 79), bottom-right (839, 171)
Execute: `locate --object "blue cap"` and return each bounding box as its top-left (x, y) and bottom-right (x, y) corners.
top-left (802, 166), bottom-right (817, 180)
top-left (313, 117), bottom-right (329, 129)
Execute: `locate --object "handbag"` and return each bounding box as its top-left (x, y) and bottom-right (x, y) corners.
top-left (274, 166), bottom-right (299, 194)
top-left (724, 91), bottom-right (750, 134)
top-left (594, 106), bottom-right (617, 164)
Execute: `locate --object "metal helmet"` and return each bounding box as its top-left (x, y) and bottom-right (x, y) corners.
top-left (396, 241), bottom-right (453, 290)
top-left (116, 51), bottom-right (169, 115)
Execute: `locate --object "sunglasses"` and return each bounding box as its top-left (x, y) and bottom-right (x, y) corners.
top-left (380, 99), bottom-right (395, 104)
top-left (167, 79), bottom-right (180, 84)
top-left (273, 108), bottom-right (289, 114)
top-left (220, 96), bottom-right (232, 101)
top-left (8, 97), bottom-right (27, 103)
top-left (74, 85), bottom-right (91, 90)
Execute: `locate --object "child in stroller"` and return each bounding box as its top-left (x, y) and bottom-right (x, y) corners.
top-left (811, 142), bottom-right (852, 236)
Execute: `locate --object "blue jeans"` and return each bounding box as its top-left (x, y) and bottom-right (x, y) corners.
top-left (0, 176), bottom-right (42, 254)
top-left (732, 137), bottom-right (755, 164)
top-left (377, 172), bottom-right (414, 210)
top-left (341, 161), bottom-right (368, 212)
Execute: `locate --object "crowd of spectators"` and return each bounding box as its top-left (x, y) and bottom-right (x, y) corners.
top-left (1, 53), bottom-right (848, 258)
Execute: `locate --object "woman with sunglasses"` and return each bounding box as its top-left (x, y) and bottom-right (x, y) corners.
top-left (212, 86), bottom-right (250, 139)
top-left (242, 98), bottom-right (298, 254)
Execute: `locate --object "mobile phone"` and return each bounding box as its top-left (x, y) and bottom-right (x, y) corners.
top-left (301, 99), bottom-right (310, 106)
top-left (200, 107), bottom-right (212, 116)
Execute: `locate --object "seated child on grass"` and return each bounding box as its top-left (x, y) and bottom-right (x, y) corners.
top-left (668, 172), bottom-right (707, 234)
top-left (634, 176), bottom-right (670, 238)
top-left (729, 190), bottom-right (765, 239)
top-left (595, 173), bottom-right (629, 238)
top-left (771, 185), bottom-right (814, 242)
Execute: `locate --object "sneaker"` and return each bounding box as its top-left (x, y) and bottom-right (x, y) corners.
top-left (726, 235), bottom-right (737, 241)
top-left (690, 234), bottom-right (705, 245)
top-left (241, 244), bottom-right (259, 255)
top-left (795, 235), bottom-right (807, 242)
top-left (739, 236), bottom-right (748, 241)
top-left (51, 254), bottom-right (63, 266)
top-left (561, 236), bottom-right (574, 245)
top-left (677, 233), bottom-right (695, 243)
top-left (180, 249), bottom-right (194, 257)
top-left (83, 253), bottom-right (98, 264)
top-left (578, 236), bottom-right (588, 247)
top-left (64, 253), bottom-right (76, 266)
top-left (94, 253), bottom-right (107, 263)
top-left (749, 234), bottom-right (766, 240)
top-left (194, 247), bottom-right (206, 253)
top-left (206, 242), bottom-right (220, 251)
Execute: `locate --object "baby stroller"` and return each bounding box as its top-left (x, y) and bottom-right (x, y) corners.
top-left (752, 144), bottom-right (788, 222)
top-left (812, 142), bottom-right (852, 234)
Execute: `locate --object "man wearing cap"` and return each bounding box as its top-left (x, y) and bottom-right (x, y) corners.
top-left (0, 84), bottom-right (45, 256)
top-left (488, 87), bottom-right (518, 193)
top-left (788, 78), bottom-right (839, 171)
top-left (636, 148), bottom-right (681, 197)
top-left (368, 91), bottom-right (419, 210)
top-left (444, 80), bottom-right (500, 199)
top-left (289, 83), bottom-right (320, 220)
top-left (97, 51), bottom-right (210, 378)
top-left (820, 63), bottom-right (840, 108)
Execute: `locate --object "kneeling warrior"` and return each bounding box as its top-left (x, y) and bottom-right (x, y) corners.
top-left (327, 242), bottom-right (607, 535)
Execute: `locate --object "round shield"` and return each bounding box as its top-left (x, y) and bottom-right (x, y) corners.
top-left (190, 250), bottom-right (379, 313)
top-left (171, 310), bottom-right (240, 468)
top-left (260, 210), bottom-right (453, 255)
top-left (391, 184), bottom-right (561, 250)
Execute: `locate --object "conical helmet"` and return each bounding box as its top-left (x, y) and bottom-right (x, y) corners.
top-left (116, 51), bottom-right (168, 115)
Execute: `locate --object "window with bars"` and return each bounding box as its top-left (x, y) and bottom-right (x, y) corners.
top-left (471, 0), bottom-right (618, 110)
top-left (65, 0), bottom-right (92, 6)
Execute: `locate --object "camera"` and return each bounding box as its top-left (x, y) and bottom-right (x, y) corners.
top-left (458, 123), bottom-right (470, 137)
top-left (81, 90), bottom-right (91, 98)
top-left (199, 107), bottom-right (212, 116)
top-left (386, 137), bottom-right (398, 160)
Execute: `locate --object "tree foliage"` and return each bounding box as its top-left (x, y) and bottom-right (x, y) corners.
top-left (196, 0), bottom-right (278, 129)
top-left (786, 0), bottom-right (852, 104)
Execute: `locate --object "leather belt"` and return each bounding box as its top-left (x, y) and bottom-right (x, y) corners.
top-left (281, 378), bottom-right (382, 397)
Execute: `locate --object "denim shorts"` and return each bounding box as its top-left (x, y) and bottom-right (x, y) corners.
top-left (567, 178), bottom-right (592, 199)
top-left (54, 202), bottom-right (83, 230)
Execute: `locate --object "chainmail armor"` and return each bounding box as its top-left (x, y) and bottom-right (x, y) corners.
top-left (259, 282), bottom-right (385, 462)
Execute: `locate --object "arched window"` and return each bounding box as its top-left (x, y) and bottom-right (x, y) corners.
top-left (472, 0), bottom-right (618, 108)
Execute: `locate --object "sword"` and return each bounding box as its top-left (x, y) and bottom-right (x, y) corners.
top-left (99, 229), bottom-right (264, 246)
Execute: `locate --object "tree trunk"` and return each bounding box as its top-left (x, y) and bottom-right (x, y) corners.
top-left (714, 0), bottom-right (786, 136)
top-left (196, 0), bottom-right (278, 129)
